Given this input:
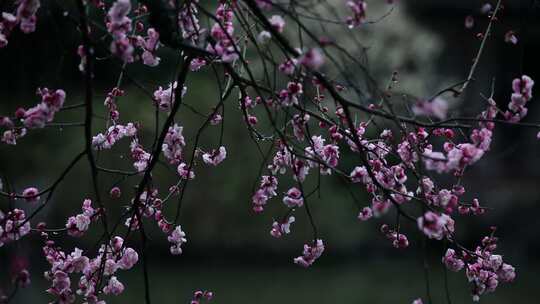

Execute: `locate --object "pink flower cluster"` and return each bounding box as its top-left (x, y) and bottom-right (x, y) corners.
top-left (1, 88), bottom-right (65, 145)
top-left (252, 175), bottom-right (278, 212)
top-left (178, 0), bottom-right (202, 42)
top-left (207, 3), bottom-right (238, 63)
top-left (202, 146), bottom-right (227, 166)
top-left (107, 0), bottom-right (134, 63)
top-left (380, 224), bottom-right (409, 249)
top-left (65, 199), bottom-right (100, 237)
top-left (92, 123), bottom-right (137, 150)
top-left (282, 187), bottom-right (304, 208)
top-left (137, 28), bottom-right (160, 67)
top-left (168, 225), bottom-right (187, 255)
top-left (42, 235), bottom-right (138, 303)
top-left (293, 239), bottom-right (325, 267)
top-left (0, 0), bottom-right (40, 48)
top-left (504, 75), bottom-right (534, 122)
top-left (22, 88), bottom-right (66, 129)
top-left (153, 81), bottom-right (187, 111)
top-left (270, 216), bottom-right (295, 238)
top-left (417, 211), bottom-right (455, 240)
top-left (346, 0), bottom-right (367, 28)
top-left (162, 124), bottom-right (186, 164)
top-left (441, 235), bottom-right (516, 301)
top-left (412, 97), bottom-right (449, 120)
top-left (190, 290), bottom-right (213, 304)
top-left (278, 81), bottom-right (303, 106)
top-left (0, 209), bottom-right (31, 247)
top-left (130, 139), bottom-right (151, 172)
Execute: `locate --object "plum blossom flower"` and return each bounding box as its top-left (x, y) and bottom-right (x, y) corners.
top-left (270, 216), bottom-right (295, 238)
top-left (107, 0), bottom-right (134, 63)
top-left (22, 187), bottom-right (39, 202)
top-left (412, 97), bottom-right (449, 120)
top-left (283, 187), bottom-right (303, 208)
top-left (417, 211), bottom-right (454, 240)
top-left (202, 146), bottom-right (227, 166)
top-left (268, 15), bottom-right (285, 33)
top-left (153, 81), bottom-right (187, 112)
top-left (103, 276), bottom-right (124, 295)
top-left (168, 225), bottom-right (187, 255)
top-left (357, 207), bottom-right (373, 221)
top-left (346, 0), bottom-right (367, 28)
top-left (294, 239), bottom-right (325, 267)
top-left (0, 209), bottom-right (31, 247)
top-left (300, 48), bottom-right (325, 70)
top-left (442, 248), bottom-right (465, 272)
top-left (117, 248), bottom-right (138, 270)
top-left (252, 175), bottom-right (278, 212)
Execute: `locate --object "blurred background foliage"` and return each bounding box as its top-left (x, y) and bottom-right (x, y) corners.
top-left (1, 0), bottom-right (539, 303)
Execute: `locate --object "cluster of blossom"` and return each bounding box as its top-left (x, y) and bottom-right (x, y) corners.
top-left (421, 110), bottom-right (494, 174)
top-left (345, 0), bottom-right (367, 28)
top-left (282, 187), bottom-right (304, 208)
top-left (201, 146), bottom-right (227, 166)
top-left (177, 0), bottom-right (203, 43)
top-left (252, 175), bottom-right (278, 212)
top-left (92, 123), bottom-right (137, 150)
top-left (136, 28), bottom-right (161, 66)
top-left (125, 189), bottom-right (154, 230)
top-left (42, 235), bottom-right (138, 303)
top-left (380, 224), bottom-right (409, 248)
top-left (0, 0), bottom-right (41, 48)
top-left (206, 2), bottom-right (238, 63)
top-left (442, 234), bottom-right (516, 301)
top-left (153, 81), bottom-right (187, 111)
top-left (412, 97), bottom-right (449, 120)
top-left (65, 199), bottom-right (100, 237)
top-left (103, 87), bottom-right (124, 122)
top-left (299, 48), bottom-right (325, 70)
top-left (130, 139), bottom-right (151, 172)
top-left (292, 114), bottom-right (310, 141)
top-left (1, 88), bottom-right (65, 145)
top-left (190, 290), bottom-right (214, 304)
top-left (168, 225), bottom-right (187, 255)
top-left (270, 216), bottom-right (295, 238)
top-left (417, 211), bottom-right (455, 240)
top-left (0, 209), bottom-right (31, 248)
top-left (304, 135), bottom-right (340, 175)
top-left (504, 75), bottom-right (534, 122)
top-left (22, 186), bottom-right (40, 202)
top-left (162, 124), bottom-right (186, 164)
top-left (107, 0), bottom-right (134, 63)
top-left (278, 81), bottom-right (303, 106)
top-left (293, 239), bottom-right (325, 267)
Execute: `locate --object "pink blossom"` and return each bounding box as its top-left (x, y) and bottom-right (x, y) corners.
top-left (103, 276), bottom-right (124, 295)
top-left (346, 0), bottom-right (367, 28)
top-left (283, 187), bottom-right (304, 208)
top-left (107, 0), bottom-right (134, 63)
top-left (412, 97), bottom-right (449, 120)
top-left (417, 211), bottom-right (454, 240)
top-left (300, 48), bottom-right (325, 70)
top-left (153, 82), bottom-right (187, 112)
top-left (442, 248), bottom-right (465, 272)
top-left (293, 239), bottom-right (325, 267)
top-left (177, 162), bottom-right (195, 180)
top-left (22, 187), bottom-right (40, 202)
top-left (168, 225), bottom-right (187, 255)
top-left (202, 146), bottom-right (227, 166)
top-left (270, 216), bottom-right (295, 238)
top-left (268, 15), bottom-right (285, 33)
top-left (357, 207), bottom-right (373, 221)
